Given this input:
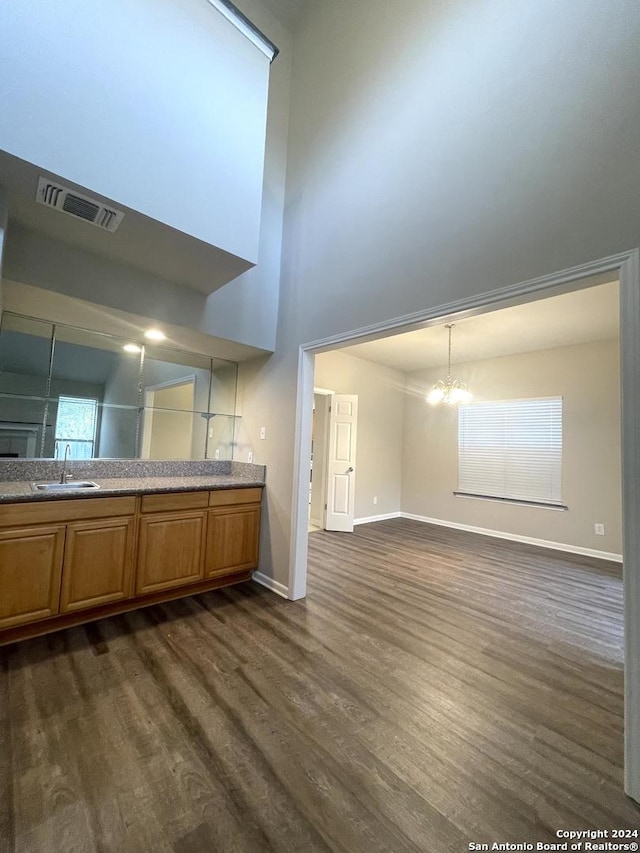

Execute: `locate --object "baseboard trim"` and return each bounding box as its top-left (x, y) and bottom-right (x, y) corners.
top-left (252, 571), bottom-right (290, 599)
top-left (400, 512), bottom-right (623, 563)
top-left (354, 512), bottom-right (402, 526)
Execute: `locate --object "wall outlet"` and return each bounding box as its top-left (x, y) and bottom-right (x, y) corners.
top-left (373, 496), bottom-right (378, 505)
top-left (248, 451), bottom-right (253, 463)
top-left (214, 448), bottom-right (220, 460)
top-left (594, 523), bottom-right (605, 536)
top-left (208, 426), bottom-right (214, 439)
top-left (260, 426), bottom-right (266, 440)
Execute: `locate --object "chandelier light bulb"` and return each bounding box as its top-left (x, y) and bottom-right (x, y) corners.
top-left (427, 386), bottom-right (445, 405)
top-left (450, 385), bottom-right (472, 404)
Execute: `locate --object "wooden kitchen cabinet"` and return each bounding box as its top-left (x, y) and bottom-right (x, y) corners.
top-left (60, 517), bottom-right (136, 613)
top-left (0, 486), bottom-right (263, 645)
top-left (205, 504), bottom-right (261, 576)
top-left (136, 491), bottom-right (209, 595)
top-left (204, 489), bottom-right (262, 578)
top-left (205, 488), bottom-right (262, 576)
top-left (136, 510), bottom-right (207, 595)
top-left (0, 525), bottom-right (65, 629)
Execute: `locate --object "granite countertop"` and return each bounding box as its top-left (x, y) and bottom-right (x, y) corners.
top-left (0, 460), bottom-right (266, 504)
top-left (0, 475), bottom-right (265, 503)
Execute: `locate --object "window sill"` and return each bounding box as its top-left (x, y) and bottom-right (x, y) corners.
top-left (453, 492), bottom-right (568, 511)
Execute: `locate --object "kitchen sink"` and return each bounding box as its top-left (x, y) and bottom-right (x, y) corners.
top-left (32, 481), bottom-right (100, 492)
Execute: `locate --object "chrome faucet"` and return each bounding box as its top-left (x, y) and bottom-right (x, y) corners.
top-left (60, 443), bottom-right (72, 484)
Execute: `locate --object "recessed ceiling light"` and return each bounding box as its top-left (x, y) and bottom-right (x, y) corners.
top-left (144, 329), bottom-right (166, 341)
top-left (123, 343), bottom-right (142, 353)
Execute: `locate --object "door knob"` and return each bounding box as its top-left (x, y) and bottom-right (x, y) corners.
top-left (346, 467), bottom-right (354, 473)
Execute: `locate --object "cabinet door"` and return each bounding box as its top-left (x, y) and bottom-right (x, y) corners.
top-left (205, 505), bottom-right (261, 577)
top-left (60, 517), bottom-right (136, 613)
top-left (0, 526), bottom-right (65, 629)
top-left (136, 511), bottom-right (206, 595)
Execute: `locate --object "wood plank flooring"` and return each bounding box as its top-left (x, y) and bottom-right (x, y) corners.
top-left (1, 517), bottom-right (638, 852)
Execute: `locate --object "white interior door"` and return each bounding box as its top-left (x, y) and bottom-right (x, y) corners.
top-left (325, 394), bottom-right (358, 532)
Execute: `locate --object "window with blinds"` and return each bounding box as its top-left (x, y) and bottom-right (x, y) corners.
top-left (55, 396), bottom-right (99, 460)
top-left (457, 397), bottom-right (563, 506)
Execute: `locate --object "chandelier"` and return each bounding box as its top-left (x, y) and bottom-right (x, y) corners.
top-left (426, 323), bottom-right (472, 405)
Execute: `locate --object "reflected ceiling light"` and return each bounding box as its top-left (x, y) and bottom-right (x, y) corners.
top-left (426, 324), bottom-right (472, 406)
top-left (144, 328), bottom-right (166, 341)
top-left (123, 343), bottom-right (142, 353)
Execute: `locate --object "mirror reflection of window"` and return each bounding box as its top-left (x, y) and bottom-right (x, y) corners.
top-left (54, 396), bottom-right (99, 460)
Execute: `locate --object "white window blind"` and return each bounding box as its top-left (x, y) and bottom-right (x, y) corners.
top-left (55, 396), bottom-right (98, 460)
top-left (458, 397), bottom-right (563, 505)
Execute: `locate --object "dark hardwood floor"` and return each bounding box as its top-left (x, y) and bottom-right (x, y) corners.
top-left (1, 518), bottom-right (638, 852)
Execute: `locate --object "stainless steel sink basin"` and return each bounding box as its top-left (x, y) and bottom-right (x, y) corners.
top-left (32, 481), bottom-right (100, 492)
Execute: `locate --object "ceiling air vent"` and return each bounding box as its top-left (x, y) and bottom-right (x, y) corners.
top-left (36, 178), bottom-right (125, 233)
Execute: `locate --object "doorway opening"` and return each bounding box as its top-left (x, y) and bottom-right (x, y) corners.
top-left (309, 389), bottom-right (331, 532)
top-left (290, 250), bottom-right (640, 801)
top-left (309, 389), bottom-right (359, 533)
top-left (141, 376), bottom-right (196, 460)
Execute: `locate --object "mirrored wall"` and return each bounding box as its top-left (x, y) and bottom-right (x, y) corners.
top-left (0, 312), bottom-right (239, 460)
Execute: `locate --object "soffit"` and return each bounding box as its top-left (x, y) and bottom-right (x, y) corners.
top-left (0, 152), bottom-right (250, 297)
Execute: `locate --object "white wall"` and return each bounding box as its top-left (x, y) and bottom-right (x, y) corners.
top-left (402, 340), bottom-right (622, 554)
top-left (0, 187), bottom-right (7, 316)
top-left (0, 0), bottom-right (270, 263)
top-left (314, 351), bottom-right (404, 521)
top-left (241, 0), bottom-right (640, 589)
top-left (0, 0), bottom-right (290, 354)
top-left (201, 0), bottom-right (291, 351)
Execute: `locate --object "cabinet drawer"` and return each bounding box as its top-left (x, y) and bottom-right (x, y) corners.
top-left (141, 491), bottom-right (209, 514)
top-left (208, 488), bottom-right (262, 507)
top-left (0, 496), bottom-right (137, 528)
